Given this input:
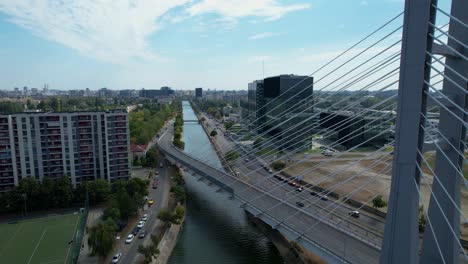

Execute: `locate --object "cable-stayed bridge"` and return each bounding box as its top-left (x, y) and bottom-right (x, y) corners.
top-left (159, 0), bottom-right (467, 263)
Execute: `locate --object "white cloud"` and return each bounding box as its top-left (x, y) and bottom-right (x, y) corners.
top-left (187, 0), bottom-right (310, 21)
top-left (249, 32), bottom-right (281, 40)
top-left (0, 0), bottom-right (309, 63)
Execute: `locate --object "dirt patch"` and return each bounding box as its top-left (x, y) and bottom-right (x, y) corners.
top-left (285, 155), bottom-right (468, 240)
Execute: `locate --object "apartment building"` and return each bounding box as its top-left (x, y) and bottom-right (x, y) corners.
top-left (0, 110), bottom-right (131, 192)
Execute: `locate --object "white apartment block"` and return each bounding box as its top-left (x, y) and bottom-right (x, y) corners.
top-left (0, 109), bottom-right (131, 192)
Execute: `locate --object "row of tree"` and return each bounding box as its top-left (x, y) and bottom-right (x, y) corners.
top-left (130, 102), bottom-right (174, 145)
top-left (173, 108), bottom-right (185, 149)
top-left (191, 99), bottom-right (226, 120)
top-left (87, 177), bottom-right (149, 258)
top-left (0, 101), bottom-right (23, 114)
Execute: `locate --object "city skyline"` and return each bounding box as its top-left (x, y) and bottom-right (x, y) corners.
top-left (0, 0), bottom-right (406, 91)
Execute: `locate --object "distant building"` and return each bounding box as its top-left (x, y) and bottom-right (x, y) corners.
top-left (0, 110), bottom-right (131, 192)
top-left (119, 89), bottom-right (137, 98)
top-left (319, 111), bottom-right (393, 149)
top-left (139, 87), bottom-right (175, 99)
top-left (195, 88), bottom-right (203, 98)
top-left (249, 75), bottom-right (314, 150)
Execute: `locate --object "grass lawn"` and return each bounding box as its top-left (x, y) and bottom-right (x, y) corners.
top-left (0, 213), bottom-right (80, 264)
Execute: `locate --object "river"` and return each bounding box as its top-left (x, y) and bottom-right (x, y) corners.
top-left (168, 101), bottom-right (283, 264)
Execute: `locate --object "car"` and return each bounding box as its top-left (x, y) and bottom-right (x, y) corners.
top-left (268, 169), bottom-right (273, 173)
top-left (244, 158), bottom-right (249, 162)
top-left (320, 195), bottom-right (329, 201)
top-left (152, 184), bottom-right (157, 189)
top-left (160, 162), bottom-right (164, 168)
top-left (148, 199), bottom-right (154, 206)
top-left (236, 171), bottom-right (240, 176)
top-left (295, 201), bottom-right (305, 207)
top-left (131, 227), bottom-right (139, 235)
top-left (282, 178), bottom-right (289, 183)
top-left (137, 221), bottom-right (146, 228)
top-left (296, 187), bottom-right (304, 192)
top-left (310, 191), bottom-right (317, 196)
top-left (111, 252), bottom-right (122, 263)
top-left (142, 214), bottom-right (148, 221)
top-left (125, 234), bottom-right (134, 244)
top-left (349, 210), bottom-right (360, 218)
top-left (138, 230), bottom-right (147, 239)
top-left (288, 181), bottom-right (297, 187)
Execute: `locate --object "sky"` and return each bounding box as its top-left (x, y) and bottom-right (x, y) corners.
top-left (0, 0), bottom-right (409, 91)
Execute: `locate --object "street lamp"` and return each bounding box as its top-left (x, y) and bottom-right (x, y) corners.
top-left (22, 193), bottom-right (27, 216)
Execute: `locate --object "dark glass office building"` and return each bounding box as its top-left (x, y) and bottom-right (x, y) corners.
top-left (249, 75), bottom-right (314, 150)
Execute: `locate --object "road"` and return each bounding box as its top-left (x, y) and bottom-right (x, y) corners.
top-left (118, 162), bottom-right (170, 264)
top-left (200, 113), bottom-right (386, 232)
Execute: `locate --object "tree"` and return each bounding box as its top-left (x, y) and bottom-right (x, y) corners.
top-left (372, 195), bottom-right (387, 208)
top-left (419, 205), bottom-right (426, 233)
top-left (103, 204), bottom-right (120, 221)
top-left (224, 121), bottom-right (234, 130)
top-left (170, 186), bottom-right (186, 204)
top-left (86, 179), bottom-right (110, 205)
top-left (225, 150), bottom-right (240, 161)
top-left (271, 160), bottom-right (286, 171)
top-left (145, 148), bottom-right (159, 168)
top-left (133, 156), bottom-right (141, 166)
top-left (175, 205), bottom-right (185, 220)
top-left (87, 219), bottom-right (118, 258)
top-left (157, 209), bottom-right (174, 223)
top-left (53, 176), bottom-right (73, 208)
top-left (210, 129), bottom-right (218, 137)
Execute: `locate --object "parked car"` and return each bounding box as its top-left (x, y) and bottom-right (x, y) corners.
top-left (125, 234), bottom-right (134, 244)
top-left (138, 230), bottom-right (147, 239)
top-left (267, 169), bottom-right (273, 173)
top-left (349, 210), bottom-right (360, 218)
top-left (160, 162), bottom-right (164, 168)
top-left (131, 227), bottom-right (139, 236)
top-left (244, 158), bottom-right (249, 162)
top-left (288, 181), bottom-right (297, 187)
top-left (322, 150), bottom-right (333, 157)
top-left (111, 252), bottom-right (122, 263)
top-left (296, 187), bottom-right (304, 192)
top-left (295, 201), bottom-right (305, 207)
top-left (137, 221), bottom-right (146, 228)
top-left (320, 195), bottom-right (329, 201)
top-left (142, 214), bottom-right (148, 221)
top-left (282, 178), bottom-right (289, 183)
top-left (310, 191), bottom-right (317, 196)
top-left (148, 200), bottom-right (154, 206)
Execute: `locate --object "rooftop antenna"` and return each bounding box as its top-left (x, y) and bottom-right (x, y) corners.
top-left (262, 60), bottom-right (265, 79)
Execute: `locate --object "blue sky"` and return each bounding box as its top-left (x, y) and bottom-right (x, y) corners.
top-left (0, 0), bottom-right (407, 91)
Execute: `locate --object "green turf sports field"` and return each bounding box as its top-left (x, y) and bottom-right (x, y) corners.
top-left (0, 213), bottom-right (79, 264)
